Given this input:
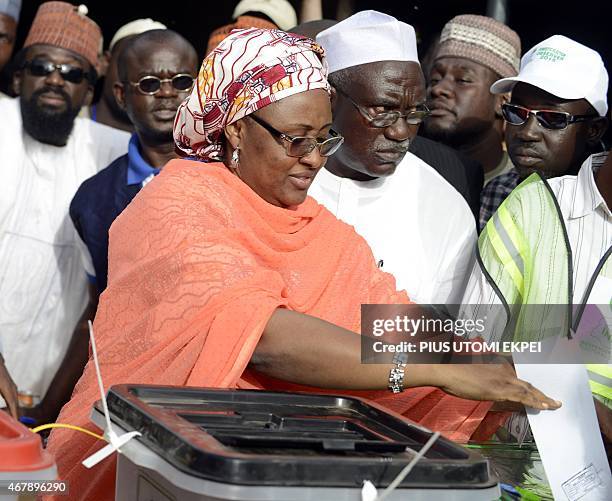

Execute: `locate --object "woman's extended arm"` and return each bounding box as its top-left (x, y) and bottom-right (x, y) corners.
top-left (252, 308), bottom-right (561, 410)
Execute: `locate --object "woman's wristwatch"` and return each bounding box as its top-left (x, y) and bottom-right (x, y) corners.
top-left (388, 355), bottom-right (407, 393)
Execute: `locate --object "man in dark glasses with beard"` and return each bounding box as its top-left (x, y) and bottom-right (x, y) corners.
top-left (0, 2), bottom-right (129, 423)
top-left (479, 35), bottom-right (608, 229)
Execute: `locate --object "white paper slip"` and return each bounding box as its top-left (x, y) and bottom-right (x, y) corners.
top-left (515, 363), bottom-right (611, 501)
top-left (586, 275), bottom-right (612, 304)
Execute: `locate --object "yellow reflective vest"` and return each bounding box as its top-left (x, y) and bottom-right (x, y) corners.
top-left (478, 173), bottom-right (612, 406)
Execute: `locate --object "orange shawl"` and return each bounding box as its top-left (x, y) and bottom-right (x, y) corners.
top-left (46, 160), bottom-right (493, 500)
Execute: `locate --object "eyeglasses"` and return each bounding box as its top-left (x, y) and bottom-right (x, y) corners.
top-left (335, 87), bottom-right (431, 128)
top-left (248, 113), bottom-right (344, 158)
top-left (502, 103), bottom-right (599, 130)
top-left (129, 74), bottom-right (195, 95)
top-left (22, 59), bottom-right (91, 84)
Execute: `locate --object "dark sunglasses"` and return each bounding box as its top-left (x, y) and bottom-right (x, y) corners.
top-left (248, 113), bottom-right (344, 158)
top-left (335, 86), bottom-right (430, 128)
top-left (129, 74), bottom-right (195, 95)
top-left (22, 58), bottom-right (91, 84)
top-left (502, 103), bottom-right (599, 130)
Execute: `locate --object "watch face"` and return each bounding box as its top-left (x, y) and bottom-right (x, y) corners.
top-left (389, 365), bottom-right (405, 393)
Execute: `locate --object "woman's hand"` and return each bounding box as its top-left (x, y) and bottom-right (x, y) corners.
top-left (256, 309), bottom-right (561, 412)
top-left (0, 354), bottom-right (19, 419)
top-left (425, 363), bottom-right (562, 410)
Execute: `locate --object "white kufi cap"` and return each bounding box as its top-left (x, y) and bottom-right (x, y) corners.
top-left (109, 18), bottom-right (168, 51)
top-left (316, 10), bottom-right (419, 74)
top-left (233, 0), bottom-right (297, 31)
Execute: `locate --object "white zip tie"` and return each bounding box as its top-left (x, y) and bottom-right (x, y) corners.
top-left (361, 480), bottom-right (378, 501)
top-left (361, 431), bottom-right (441, 501)
top-left (82, 320), bottom-right (141, 469)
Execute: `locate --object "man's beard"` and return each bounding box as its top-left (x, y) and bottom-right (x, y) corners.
top-left (20, 86), bottom-right (80, 146)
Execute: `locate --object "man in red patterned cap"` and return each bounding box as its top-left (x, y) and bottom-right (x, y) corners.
top-left (0, 2), bottom-right (129, 423)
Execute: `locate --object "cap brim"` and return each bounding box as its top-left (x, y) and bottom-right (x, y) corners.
top-left (491, 73), bottom-right (590, 102)
top-left (490, 76), bottom-right (520, 94)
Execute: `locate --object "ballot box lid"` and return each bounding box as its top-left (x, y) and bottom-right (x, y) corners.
top-left (100, 384), bottom-right (497, 489)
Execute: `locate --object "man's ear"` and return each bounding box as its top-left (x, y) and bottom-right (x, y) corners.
top-left (83, 84), bottom-right (94, 107)
top-left (12, 68), bottom-right (22, 96)
top-left (330, 85), bottom-right (338, 114)
top-left (586, 117), bottom-right (608, 148)
top-left (113, 81), bottom-right (127, 111)
top-left (494, 92), bottom-right (509, 119)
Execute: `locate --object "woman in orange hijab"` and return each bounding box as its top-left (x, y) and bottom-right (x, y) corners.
top-left (46, 28), bottom-right (557, 500)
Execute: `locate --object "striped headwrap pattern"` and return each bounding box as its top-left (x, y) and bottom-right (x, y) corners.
top-left (436, 14), bottom-right (521, 79)
top-left (173, 28), bottom-right (330, 162)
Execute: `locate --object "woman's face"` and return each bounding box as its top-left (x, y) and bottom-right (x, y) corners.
top-left (230, 88), bottom-right (333, 208)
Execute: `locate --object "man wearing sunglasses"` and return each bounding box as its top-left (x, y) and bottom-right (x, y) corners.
top-left (0, 2), bottom-right (129, 423)
top-left (311, 11), bottom-right (476, 305)
top-left (70, 29), bottom-right (198, 296)
top-left (479, 35), bottom-right (608, 229)
top-left (84, 18), bottom-right (167, 131)
top-left (460, 36), bottom-right (611, 498)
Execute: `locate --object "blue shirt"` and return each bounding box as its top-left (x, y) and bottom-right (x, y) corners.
top-left (126, 134), bottom-right (160, 185)
top-left (70, 134), bottom-right (160, 292)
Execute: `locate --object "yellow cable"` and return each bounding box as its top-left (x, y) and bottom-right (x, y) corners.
top-left (30, 423), bottom-right (107, 442)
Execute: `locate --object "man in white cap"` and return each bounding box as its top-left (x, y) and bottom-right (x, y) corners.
top-left (291, 17), bottom-right (484, 223)
top-left (88, 18), bottom-right (167, 131)
top-left (310, 10), bottom-right (476, 305)
top-left (479, 35), bottom-right (607, 228)
top-left (0, 0), bottom-right (21, 94)
top-left (461, 35), bottom-right (611, 499)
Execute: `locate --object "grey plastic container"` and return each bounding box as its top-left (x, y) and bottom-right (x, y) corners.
top-left (92, 385), bottom-right (501, 501)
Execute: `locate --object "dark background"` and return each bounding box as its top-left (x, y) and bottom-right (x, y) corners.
top-left (12, 1), bottom-right (610, 68)
top-left (9, 0), bottom-right (612, 135)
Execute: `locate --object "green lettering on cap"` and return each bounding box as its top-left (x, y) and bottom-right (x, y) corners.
top-left (533, 47), bottom-right (566, 62)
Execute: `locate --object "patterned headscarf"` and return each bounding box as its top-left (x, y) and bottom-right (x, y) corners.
top-left (173, 28), bottom-right (330, 162)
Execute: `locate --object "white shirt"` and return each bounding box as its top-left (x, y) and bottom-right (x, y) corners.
top-left (0, 97), bottom-right (129, 405)
top-left (309, 152), bottom-right (477, 304)
top-left (553, 153), bottom-right (611, 304)
top-left (463, 152), bottom-right (611, 311)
